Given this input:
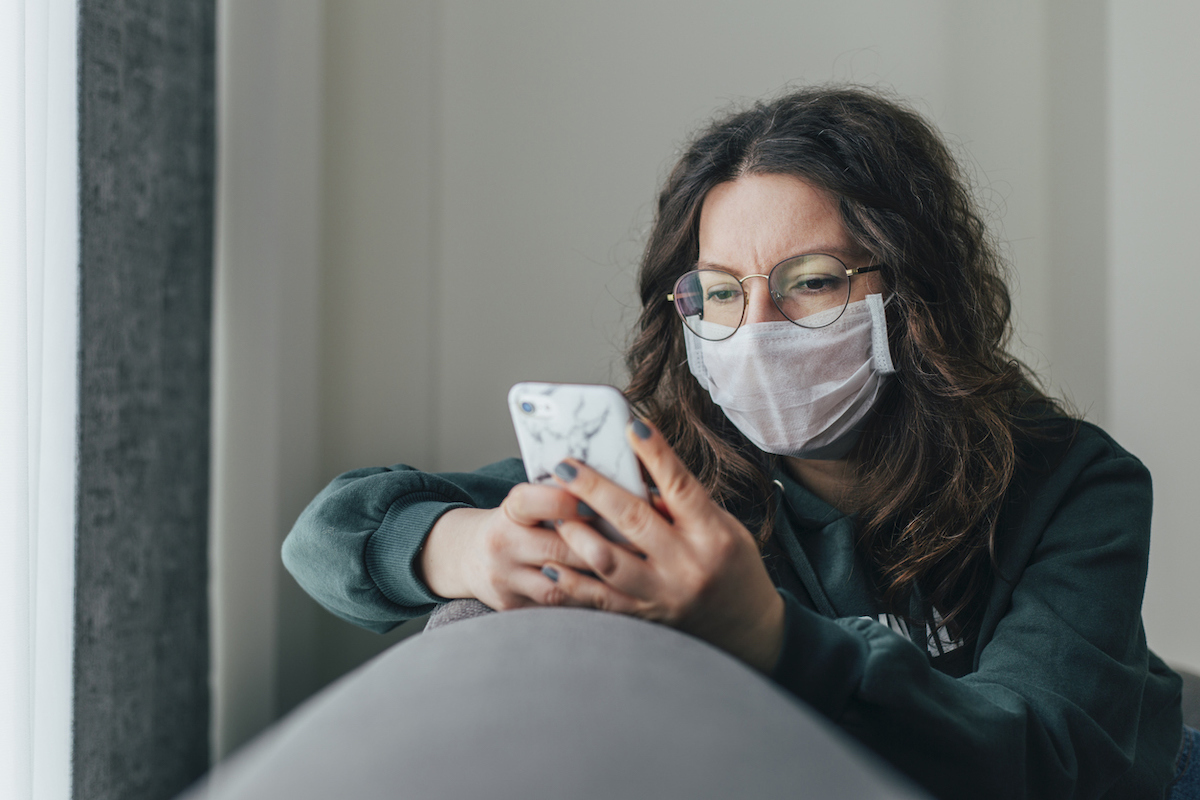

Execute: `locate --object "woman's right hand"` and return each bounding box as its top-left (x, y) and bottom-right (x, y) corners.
top-left (418, 483), bottom-right (597, 610)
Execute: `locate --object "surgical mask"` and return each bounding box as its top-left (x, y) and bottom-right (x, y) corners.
top-left (683, 293), bottom-right (896, 459)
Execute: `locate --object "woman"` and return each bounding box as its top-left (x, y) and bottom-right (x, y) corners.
top-left (283, 87), bottom-right (1194, 798)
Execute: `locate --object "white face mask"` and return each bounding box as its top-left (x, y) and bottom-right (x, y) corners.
top-left (683, 293), bottom-right (896, 459)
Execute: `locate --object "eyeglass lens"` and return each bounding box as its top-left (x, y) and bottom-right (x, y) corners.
top-left (672, 254), bottom-right (853, 341)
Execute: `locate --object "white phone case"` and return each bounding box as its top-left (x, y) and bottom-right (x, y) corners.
top-left (508, 382), bottom-right (648, 544)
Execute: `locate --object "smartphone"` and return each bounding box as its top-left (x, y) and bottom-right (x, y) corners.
top-left (508, 382), bottom-right (649, 545)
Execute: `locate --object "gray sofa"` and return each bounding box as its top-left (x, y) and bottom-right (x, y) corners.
top-left (184, 606), bottom-right (927, 799)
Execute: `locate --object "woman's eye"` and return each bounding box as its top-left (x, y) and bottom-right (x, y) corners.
top-left (705, 286), bottom-right (742, 302)
top-left (785, 275), bottom-right (839, 293)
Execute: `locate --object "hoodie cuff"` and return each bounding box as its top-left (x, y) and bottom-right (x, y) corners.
top-left (771, 589), bottom-right (869, 720)
top-left (365, 495), bottom-right (472, 609)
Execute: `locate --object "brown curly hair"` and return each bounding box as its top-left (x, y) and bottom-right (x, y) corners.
top-left (623, 86), bottom-right (1067, 640)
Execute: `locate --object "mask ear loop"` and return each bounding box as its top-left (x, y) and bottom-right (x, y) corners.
top-left (866, 293), bottom-right (896, 375)
top-left (681, 325), bottom-right (712, 390)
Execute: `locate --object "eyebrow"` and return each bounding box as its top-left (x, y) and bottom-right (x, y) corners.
top-left (695, 246), bottom-right (863, 271)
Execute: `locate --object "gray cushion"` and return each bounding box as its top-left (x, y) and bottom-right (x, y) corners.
top-left (184, 608), bottom-right (927, 799)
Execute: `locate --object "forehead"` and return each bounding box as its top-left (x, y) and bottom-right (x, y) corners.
top-left (697, 173), bottom-right (858, 271)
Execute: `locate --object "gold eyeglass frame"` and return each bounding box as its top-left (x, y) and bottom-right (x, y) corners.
top-left (666, 253), bottom-right (884, 337)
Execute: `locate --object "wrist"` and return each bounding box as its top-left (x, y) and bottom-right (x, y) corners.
top-left (739, 591), bottom-right (786, 673)
top-left (419, 507), bottom-right (488, 599)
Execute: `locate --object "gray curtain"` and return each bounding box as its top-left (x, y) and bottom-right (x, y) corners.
top-left (75, 2), bottom-right (215, 799)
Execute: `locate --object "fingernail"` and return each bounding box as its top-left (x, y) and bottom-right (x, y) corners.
top-left (554, 462), bottom-right (577, 481)
top-left (577, 501), bottom-right (596, 518)
top-left (542, 565), bottom-right (560, 582)
top-left (632, 419), bottom-right (652, 440)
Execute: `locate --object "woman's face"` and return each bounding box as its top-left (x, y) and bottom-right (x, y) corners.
top-left (696, 173), bottom-right (883, 327)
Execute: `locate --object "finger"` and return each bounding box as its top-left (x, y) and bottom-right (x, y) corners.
top-left (649, 487), bottom-right (673, 522)
top-left (478, 576), bottom-right (539, 612)
top-left (551, 459), bottom-right (671, 555)
top-left (627, 418), bottom-right (710, 524)
top-left (507, 526), bottom-right (594, 573)
top-left (554, 519), bottom-right (657, 597)
top-left (504, 565), bottom-right (591, 609)
top-left (503, 482), bottom-right (598, 527)
top-left (539, 562), bottom-right (644, 616)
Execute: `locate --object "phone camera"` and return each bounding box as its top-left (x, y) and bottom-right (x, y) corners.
top-left (520, 401), bottom-right (535, 414)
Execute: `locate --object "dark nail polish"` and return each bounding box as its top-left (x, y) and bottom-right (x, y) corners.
top-left (632, 419), bottom-right (651, 440)
top-left (542, 565), bottom-right (560, 582)
top-left (554, 462), bottom-right (577, 481)
top-left (577, 501), bottom-right (596, 518)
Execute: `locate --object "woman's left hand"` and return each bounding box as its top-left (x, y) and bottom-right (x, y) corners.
top-left (544, 418), bottom-right (785, 673)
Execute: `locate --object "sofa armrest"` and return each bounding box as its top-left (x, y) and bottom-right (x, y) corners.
top-left (183, 608), bottom-right (926, 800)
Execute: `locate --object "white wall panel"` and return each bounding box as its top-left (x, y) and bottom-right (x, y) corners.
top-left (321, 0), bottom-right (439, 477)
top-left (213, 0), bottom-right (325, 758)
top-left (942, 1), bottom-right (1051, 380)
top-left (1046, 0), bottom-right (1109, 422)
top-left (1109, 0), bottom-right (1200, 671)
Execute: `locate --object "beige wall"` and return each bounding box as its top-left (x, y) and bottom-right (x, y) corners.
top-left (213, 0), bottom-right (1199, 760)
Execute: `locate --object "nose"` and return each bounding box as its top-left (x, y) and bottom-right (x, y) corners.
top-left (741, 275), bottom-right (789, 326)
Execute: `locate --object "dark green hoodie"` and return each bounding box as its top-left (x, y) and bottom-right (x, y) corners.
top-left (282, 419), bottom-right (1182, 799)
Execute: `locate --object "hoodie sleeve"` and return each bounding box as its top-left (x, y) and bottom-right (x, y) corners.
top-left (281, 459), bottom-right (527, 633)
top-left (769, 429), bottom-right (1181, 799)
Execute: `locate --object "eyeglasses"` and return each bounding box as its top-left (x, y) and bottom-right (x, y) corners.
top-left (666, 253), bottom-right (883, 341)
